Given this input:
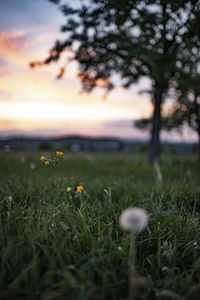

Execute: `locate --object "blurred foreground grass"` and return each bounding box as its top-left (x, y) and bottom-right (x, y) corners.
top-left (0, 151), bottom-right (200, 299)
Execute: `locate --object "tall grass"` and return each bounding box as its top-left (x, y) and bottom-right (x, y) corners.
top-left (0, 152), bottom-right (200, 299)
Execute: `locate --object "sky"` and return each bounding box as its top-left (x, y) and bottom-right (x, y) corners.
top-left (0, 0), bottom-right (197, 141)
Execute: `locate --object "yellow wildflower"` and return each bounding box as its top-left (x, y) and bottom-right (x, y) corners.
top-left (56, 151), bottom-right (63, 157)
top-left (40, 155), bottom-right (46, 161)
top-left (45, 161), bottom-right (50, 166)
top-left (8, 196), bottom-right (12, 201)
top-left (77, 185), bottom-right (83, 193)
top-left (66, 187), bottom-right (71, 192)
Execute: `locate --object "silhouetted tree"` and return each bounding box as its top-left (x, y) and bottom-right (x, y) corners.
top-left (30, 0), bottom-right (200, 163)
top-left (136, 56), bottom-right (200, 159)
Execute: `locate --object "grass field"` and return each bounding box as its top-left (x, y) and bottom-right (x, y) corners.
top-left (0, 151), bottom-right (200, 299)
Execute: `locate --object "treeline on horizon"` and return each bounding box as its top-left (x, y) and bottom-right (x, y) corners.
top-left (0, 135), bottom-right (198, 155)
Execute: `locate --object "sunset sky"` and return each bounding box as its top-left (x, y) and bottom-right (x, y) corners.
top-left (0, 0), bottom-right (197, 141)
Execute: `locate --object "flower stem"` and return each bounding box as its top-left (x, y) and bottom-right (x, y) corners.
top-left (129, 232), bottom-right (136, 299)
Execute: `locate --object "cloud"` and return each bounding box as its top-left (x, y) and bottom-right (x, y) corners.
top-left (103, 120), bottom-right (133, 129)
top-left (0, 27), bottom-right (65, 68)
top-left (0, 31), bottom-right (35, 67)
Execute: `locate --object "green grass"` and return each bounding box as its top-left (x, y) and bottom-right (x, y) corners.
top-left (0, 151), bottom-right (200, 299)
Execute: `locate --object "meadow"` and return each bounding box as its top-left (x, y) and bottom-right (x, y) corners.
top-left (0, 151), bottom-right (200, 300)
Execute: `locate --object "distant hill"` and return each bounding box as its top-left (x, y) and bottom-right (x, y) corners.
top-left (0, 135), bottom-right (197, 155)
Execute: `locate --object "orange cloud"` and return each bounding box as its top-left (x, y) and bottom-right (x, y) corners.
top-left (0, 31), bottom-right (31, 66)
top-left (0, 29), bottom-right (61, 67)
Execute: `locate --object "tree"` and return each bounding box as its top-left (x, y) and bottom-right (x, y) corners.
top-left (30, 0), bottom-right (200, 163)
top-left (170, 76), bottom-right (200, 160)
top-left (173, 95), bottom-right (200, 160)
top-left (136, 58), bottom-right (200, 160)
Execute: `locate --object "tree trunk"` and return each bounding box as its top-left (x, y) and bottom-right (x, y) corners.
top-left (194, 93), bottom-right (200, 161)
top-left (198, 133), bottom-right (200, 161)
top-left (148, 85), bottom-right (163, 164)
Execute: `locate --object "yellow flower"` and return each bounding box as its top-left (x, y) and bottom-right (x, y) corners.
top-left (66, 187), bottom-right (71, 192)
top-left (45, 161), bottom-right (50, 166)
top-left (8, 196), bottom-right (12, 201)
top-left (77, 185), bottom-right (83, 193)
top-left (56, 151), bottom-right (63, 157)
top-left (40, 155), bottom-right (46, 161)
